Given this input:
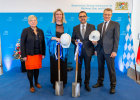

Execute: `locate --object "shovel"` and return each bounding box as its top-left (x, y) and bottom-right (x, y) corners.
top-left (72, 51), bottom-right (80, 97)
top-left (55, 44), bottom-right (63, 96)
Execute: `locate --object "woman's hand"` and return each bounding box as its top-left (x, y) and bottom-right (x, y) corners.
top-left (55, 38), bottom-right (60, 42)
top-left (23, 57), bottom-right (27, 61)
top-left (51, 37), bottom-right (60, 42)
top-left (42, 55), bottom-right (45, 59)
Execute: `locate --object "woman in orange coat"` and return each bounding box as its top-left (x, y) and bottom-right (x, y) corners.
top-left (20, 15), bottom-right (45, 93)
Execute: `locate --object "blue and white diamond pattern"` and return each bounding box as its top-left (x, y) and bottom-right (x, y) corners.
top-left (122, 16), bottom-right (135, 69)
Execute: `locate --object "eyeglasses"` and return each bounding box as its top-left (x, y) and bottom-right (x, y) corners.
top-left (104, 14), bottom-right (112, 16)
top-left (79, 16), bottom-right (87, 18)
top-left (29, 20), bottom-right (37, 22)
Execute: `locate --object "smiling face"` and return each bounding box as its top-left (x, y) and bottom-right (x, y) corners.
top-left (55, 11), bottom-right (63, 22)
top-left (103, 10), bottom-right (112, 22)
top-left (79, 12), bottom-right (87, 24)
top-left (28, 17), bottom-right (37, 27)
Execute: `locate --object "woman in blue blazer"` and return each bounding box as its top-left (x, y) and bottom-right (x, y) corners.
top-left (46, 9), bottom-right (69, 89)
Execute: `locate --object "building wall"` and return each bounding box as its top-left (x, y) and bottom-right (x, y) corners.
top-left (132, 0), bottom-right (140, 72)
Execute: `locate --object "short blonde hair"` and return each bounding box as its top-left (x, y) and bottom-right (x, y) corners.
top-left (28, 15), bottom-right (37, 21)
top-left (52, 9), bottom-right (66, 23)
top-left (103, 8), bottom-right (112, 13)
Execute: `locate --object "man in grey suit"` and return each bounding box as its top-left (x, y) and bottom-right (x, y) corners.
top-left (92, 8), bottom-right (120, 94)
top-left (72, 11), bottom-right (95, 92)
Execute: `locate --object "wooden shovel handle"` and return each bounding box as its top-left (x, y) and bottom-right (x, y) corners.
top-left (76, 52), bottom-right (78, 71)
top-left (75, 52), bottom-right (78, 82)
top-left (58, 44), bottom-right (61, 81)
top-left (58, 44), bottom-right (60, 71)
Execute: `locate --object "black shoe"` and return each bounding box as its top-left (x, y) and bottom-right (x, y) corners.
top-left (110, 87), bottom-right (115, 94)
top-left (85, 85), bottom-right (91, 92)
top-left (92, 83), bottom-right (103, 88)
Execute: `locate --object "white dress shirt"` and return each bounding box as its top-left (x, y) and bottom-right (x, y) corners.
top-left (80, 22), bottom-right (87, 34)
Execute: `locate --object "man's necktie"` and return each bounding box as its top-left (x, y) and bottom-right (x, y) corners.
top-left (102, 22), bottom-right (107, 38)
top-left (82, 24), bottom-right (85, 39)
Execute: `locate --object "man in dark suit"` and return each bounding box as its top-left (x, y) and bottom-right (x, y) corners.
top-left (92, 8), bottom-right (120, 94)
top-left (72, 11), bottom-right (95, 92)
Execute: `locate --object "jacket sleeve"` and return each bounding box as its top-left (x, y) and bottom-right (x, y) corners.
top-left (20, 29), bottom-right (27, 58)
top-left (45, 24), bottom-right (55, 46)
top-left (95, 25), bottom-right (100, 51)
top-left (91, 25), bottom-right (96, 45)
top-left (41, 30), bottom-right (46, 56)
top-left (71, 27), bottom-right (76, 45)
top-left (113, 22), bottom-right (120, 53)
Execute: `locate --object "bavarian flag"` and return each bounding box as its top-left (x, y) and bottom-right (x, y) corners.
top-left (136, 42), bottom-right (140, 65)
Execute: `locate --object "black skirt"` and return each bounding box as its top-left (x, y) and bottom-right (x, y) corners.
top-left (50, 55), bottom-right (67, 85)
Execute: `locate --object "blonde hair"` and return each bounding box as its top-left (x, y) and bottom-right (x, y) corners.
top-left (103, 8), bottom-right (112, 13)
top-left (52, 9), bottom-right (66, 23)
top-left (28, 15), bottom-right (37, 21)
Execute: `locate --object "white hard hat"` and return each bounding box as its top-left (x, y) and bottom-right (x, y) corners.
top-left (89, 30), bottom-right (100, 41)
top-left (60, 33), bottom-right (71, 48)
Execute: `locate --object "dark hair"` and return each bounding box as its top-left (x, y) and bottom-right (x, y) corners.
top-left (78, 11), bottom-right (87, 16)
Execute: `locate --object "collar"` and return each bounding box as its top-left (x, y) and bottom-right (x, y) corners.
top-left (29, 26), bottom-right (38, 32)
top-left (104, 20), bottom-right (110, 24)
top-left (80, 22), bottom-right (87, 26)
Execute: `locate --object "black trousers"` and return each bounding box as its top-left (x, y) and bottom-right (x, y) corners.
top-left (77, 48), bottom-right (92, 85)
top-left (50, 56), bottom-right (67, 85)
top-left (97, 47), bottom-right (116, 88)
top-left (27, 69), bottom-right (39, 88)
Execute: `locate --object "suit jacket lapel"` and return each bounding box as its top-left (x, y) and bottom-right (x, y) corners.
top-left (77, 25), bottom-right (83, 41)
top-left (98, 23), bottom-right (103, 38)
top-left (105, 20), bottom-right (112, 34)
top-left (84, 23), bottom-right (90, 39)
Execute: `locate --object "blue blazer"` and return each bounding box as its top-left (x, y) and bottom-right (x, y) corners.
top-left (45, 23), bottom-right (69, 59)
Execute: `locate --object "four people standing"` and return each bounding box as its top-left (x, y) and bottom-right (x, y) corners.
top-left (92, 8), bottom-right (120, 94)
top-left (20, 8), bottom-right (120, 94)
top-left (72, 11), bottom-right (95, 92)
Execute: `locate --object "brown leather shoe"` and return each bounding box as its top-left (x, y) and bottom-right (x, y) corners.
top-left (30, 87), bottom-right (35, 93)
top-left (110, 87), bottom-right (115, 94)
top-left (92, 83), bottom-right (103, 88)
top-left (85, 85), bottom-right (91, 92)
top-left (35, 83), bottom-right (42, 88)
